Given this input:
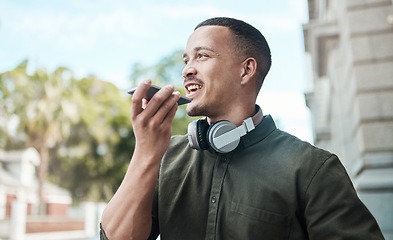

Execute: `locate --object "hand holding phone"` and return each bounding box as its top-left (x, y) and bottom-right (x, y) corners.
top-left (128, 84), bottom-right (191, 105)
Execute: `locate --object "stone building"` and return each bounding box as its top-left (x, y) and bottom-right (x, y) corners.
top-left (303, 0), bottom-right (393, 238)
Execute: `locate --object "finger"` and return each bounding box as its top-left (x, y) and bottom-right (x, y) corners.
top-left (152, 91), bottom-right (181, 122)
top-left (131, 80), bottom-right (151, 119)
top-left (163, 98), bottom-right (178, 126)
top-left (142, 85), bottom-right (175, 117)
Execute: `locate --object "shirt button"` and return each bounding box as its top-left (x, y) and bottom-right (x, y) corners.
top-left (211, 196), bottom-right (217, 203)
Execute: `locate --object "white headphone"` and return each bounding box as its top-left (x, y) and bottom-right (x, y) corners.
top-left (187, 106), bottom-right (262, 153)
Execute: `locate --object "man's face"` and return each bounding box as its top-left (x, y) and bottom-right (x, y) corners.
top-left (182, 26), bottom-right (244, 121)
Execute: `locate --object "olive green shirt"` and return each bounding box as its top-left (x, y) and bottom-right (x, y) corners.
top-left (101, 115), bottom-right (383, 240)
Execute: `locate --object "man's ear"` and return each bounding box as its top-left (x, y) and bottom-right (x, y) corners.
top-left (240, 58), bottom-right (257, 85)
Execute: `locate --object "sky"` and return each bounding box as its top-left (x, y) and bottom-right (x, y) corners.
top-left (0, 0), bottom-right (314, 142)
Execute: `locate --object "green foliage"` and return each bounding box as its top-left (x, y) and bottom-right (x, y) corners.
top-left (0, 49), bottom-right (192, 202)
top-left (0, 60), bottom-right (132, 202)
top-left (49, 77), bottom-right (133, 201)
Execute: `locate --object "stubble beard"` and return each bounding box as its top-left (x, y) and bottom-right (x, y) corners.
top-left (186, 102), bottom-right (209, 118)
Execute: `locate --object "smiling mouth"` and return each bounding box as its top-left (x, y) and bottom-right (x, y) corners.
top-left (184, 79), bottom-right (204, 98)
top-left (186, 84), bottom-right (202, 93)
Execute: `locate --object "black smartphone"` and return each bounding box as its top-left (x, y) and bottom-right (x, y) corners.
top-left (128, 84), bottom-right (191, 105)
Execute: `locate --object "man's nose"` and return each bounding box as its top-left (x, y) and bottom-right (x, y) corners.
top-left (182, 63), bottom-right (197, 79)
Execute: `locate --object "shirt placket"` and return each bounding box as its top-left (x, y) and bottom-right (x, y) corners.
top-left (205, 154), bottom-right (231, 240)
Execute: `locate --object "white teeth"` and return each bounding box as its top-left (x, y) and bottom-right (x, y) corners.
top-left (187, 84), bottom-right (202, 91)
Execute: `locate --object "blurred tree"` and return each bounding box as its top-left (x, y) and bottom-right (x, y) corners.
top-left (0, 48), bottom-right (192, 203)
top-left (49, 76), bottom-right (133, 201)
top-left (0, 61), bottom-right (132, 204)
top-left (0, 60), bottom-right (81, 212)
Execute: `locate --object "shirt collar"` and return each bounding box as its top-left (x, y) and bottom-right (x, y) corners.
top-left (239, 114), bottom-right (277, 149)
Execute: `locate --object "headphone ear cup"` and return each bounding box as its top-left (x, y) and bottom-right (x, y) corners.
top-left (207, 121), bottom-right (239, 153)
top-left (187, 119), bottom-right (210, 150)
top-left (196, 119), bottom-right (210, 150)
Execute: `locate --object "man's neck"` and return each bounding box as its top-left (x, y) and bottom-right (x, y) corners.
top-left (207, 104), bottom-right (262, 127)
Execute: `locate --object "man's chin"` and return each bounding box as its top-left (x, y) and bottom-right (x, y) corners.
top-left (186, 106), bottom-right (198, 117)
top-left (186, 103), bottom-right (205, 117)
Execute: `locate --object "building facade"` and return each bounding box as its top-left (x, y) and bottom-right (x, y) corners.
top-left (303, 0), bottom-right (393, 238)
top-left (0, 148), bottom-right (78, 239)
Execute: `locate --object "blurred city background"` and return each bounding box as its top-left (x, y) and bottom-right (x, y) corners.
top-left (0, 0), bottom-right (392, 239)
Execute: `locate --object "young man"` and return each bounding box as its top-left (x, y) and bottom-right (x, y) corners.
top-left (101, 17), bottom-right (384, 239)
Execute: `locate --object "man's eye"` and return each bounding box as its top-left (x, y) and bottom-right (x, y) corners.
top-left (198, 54), bottom-right (207, 58)
top-left (184, 59), bottom-right (189, 64)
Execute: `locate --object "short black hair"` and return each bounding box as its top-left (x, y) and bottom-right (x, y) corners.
top-left (195, 17), bottom-right (272, 92)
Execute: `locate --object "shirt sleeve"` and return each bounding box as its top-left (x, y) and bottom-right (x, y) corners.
top-left (99, 223), bottom-right (109, 240)
top-left (304, 154), bottom-right (384, 239)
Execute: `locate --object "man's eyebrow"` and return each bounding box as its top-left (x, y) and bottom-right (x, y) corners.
top-left (183, 46), bottom-right (215, 58)
top-left (194, 46), bottom-right (215, 52)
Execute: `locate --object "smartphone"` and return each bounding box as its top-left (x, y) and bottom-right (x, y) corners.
top-left (128, 84), bottom-right (191, 105)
